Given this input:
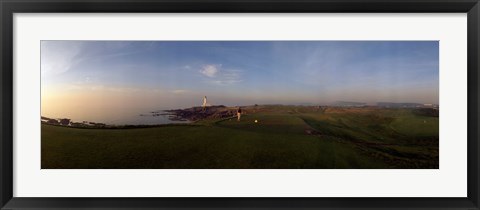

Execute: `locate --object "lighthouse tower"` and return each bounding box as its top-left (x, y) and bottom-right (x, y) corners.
top-left (202, 96), bottom-right (208, 108)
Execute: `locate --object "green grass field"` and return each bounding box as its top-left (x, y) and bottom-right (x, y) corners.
top-left (41, 106), bottom-right (439, 169)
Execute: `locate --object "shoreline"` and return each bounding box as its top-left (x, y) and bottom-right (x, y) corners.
top-left (41, 121), bottom-right (201, 129)
top-left (41, 105), bottom-right (438, 129)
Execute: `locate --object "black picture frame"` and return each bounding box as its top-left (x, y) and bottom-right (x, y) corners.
top-left (1, 0), bottom-right (479, 209)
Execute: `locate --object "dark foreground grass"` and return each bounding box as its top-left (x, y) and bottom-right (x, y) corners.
top-left (41, 107), bottom-right (438, 169)
top-left (42, 124), bottom-right (388, 169)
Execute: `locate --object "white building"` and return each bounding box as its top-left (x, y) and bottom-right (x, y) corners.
top-left (202, 96), bottom-right (211, 107)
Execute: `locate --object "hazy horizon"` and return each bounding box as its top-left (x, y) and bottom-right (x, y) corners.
top-left (41, 41), bottom-right (439, 123)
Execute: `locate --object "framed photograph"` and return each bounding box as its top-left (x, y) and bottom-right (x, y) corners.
top-left (1, 0), bottom-right (479, 209)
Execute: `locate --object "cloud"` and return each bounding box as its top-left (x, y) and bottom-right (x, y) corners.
top-left (200, 64), bottom-right (219, 77)
top-left (199, 64), bottom-right (242, 85)
top-left (209, 80), bottom-right (238, 85)
top-left (64, 84), bottom-right (143, 93)
top-left (41, 41), bottom-right (84, 77)
top-left (41, 41), bottom-right (154, 79)
top-left (171, 89), bottom-right (188, 94)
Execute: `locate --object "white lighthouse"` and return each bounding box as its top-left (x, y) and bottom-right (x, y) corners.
top-left (202, 96), bottom-right (208, 108)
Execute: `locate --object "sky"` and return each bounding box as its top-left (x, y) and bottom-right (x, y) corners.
top-left (41, 41), bottom-right (439, 122)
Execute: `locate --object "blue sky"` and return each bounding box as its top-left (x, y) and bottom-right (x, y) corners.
top-left (41, 41), bottom-right (438, 119)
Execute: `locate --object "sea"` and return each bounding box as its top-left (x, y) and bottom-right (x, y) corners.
top-left (103, 111), bottom-right (190, 125)
top-left (44, 110), bottom-right (191, 126)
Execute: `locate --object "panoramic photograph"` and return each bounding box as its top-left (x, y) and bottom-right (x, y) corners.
top-left (41, 41), bottom-right (439, 169)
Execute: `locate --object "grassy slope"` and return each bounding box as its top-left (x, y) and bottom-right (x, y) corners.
top-left (41, 106), bottom-right (438, 169)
